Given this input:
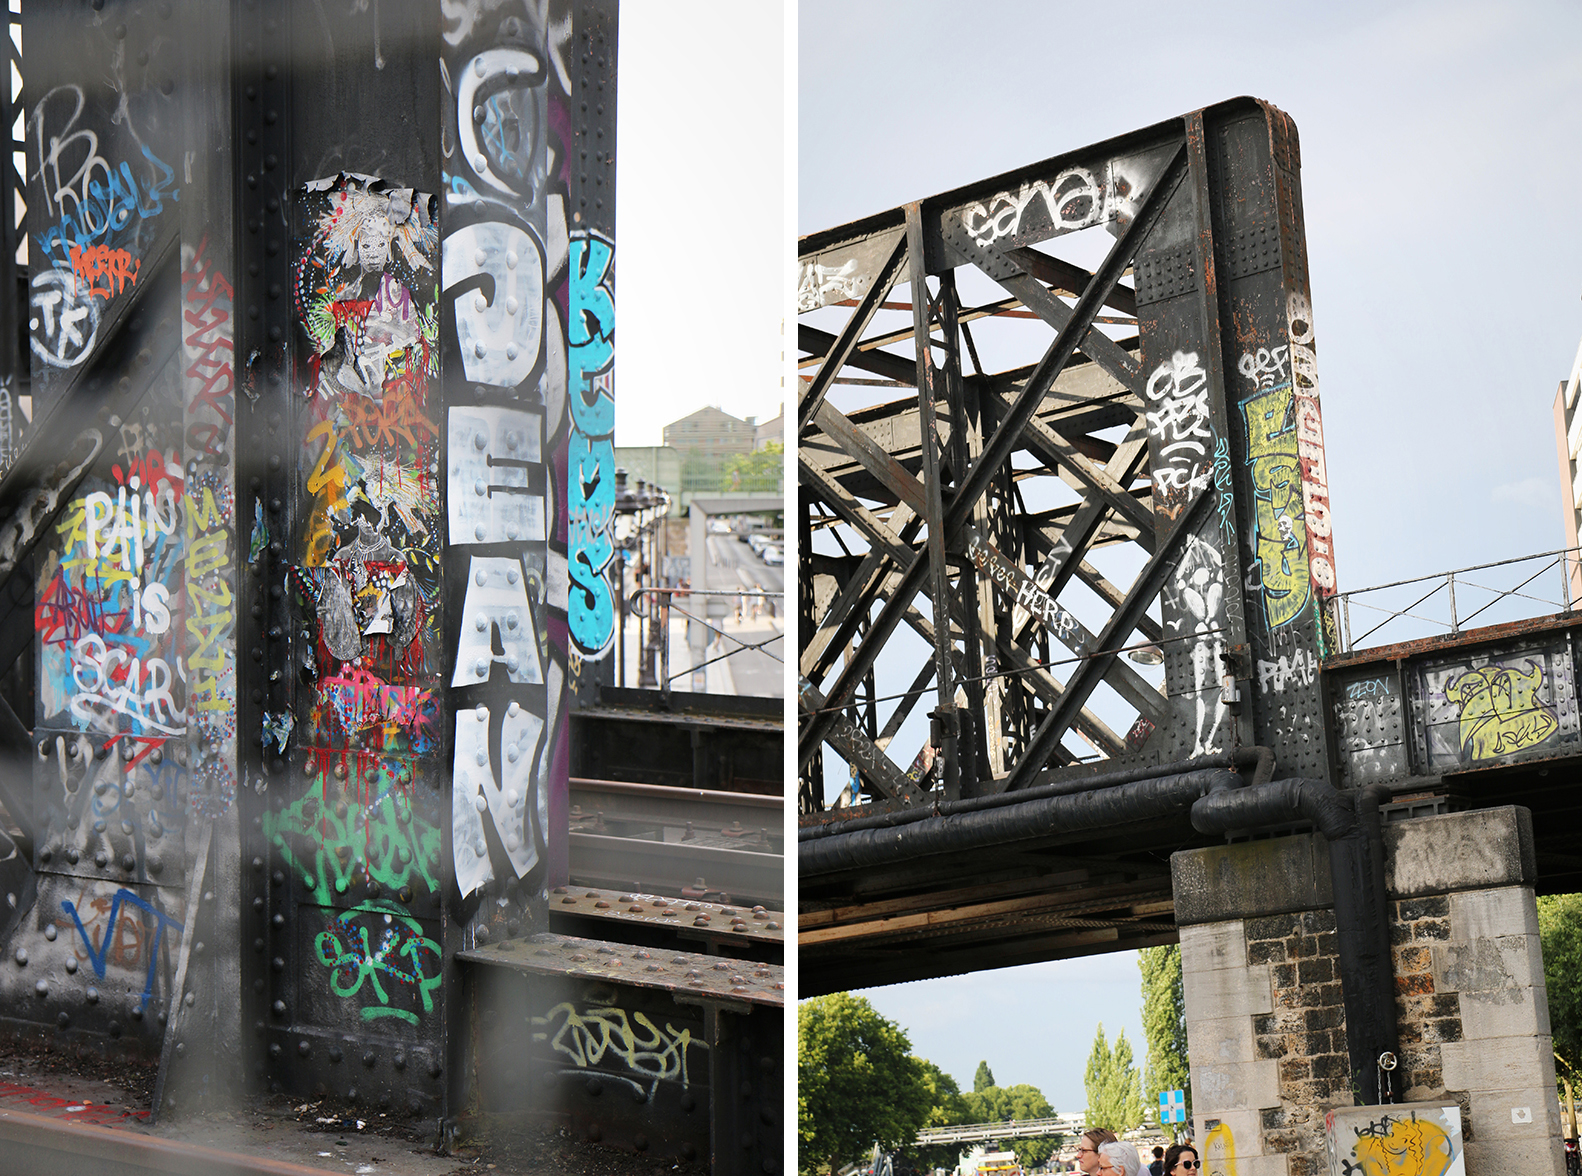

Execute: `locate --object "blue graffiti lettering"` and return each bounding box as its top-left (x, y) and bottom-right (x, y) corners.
top-left (36, 145), bottom-right (179, 267)
top-left (568, 432), bottom-right (616, 656)
top-left (61, 887), bottom-right (184, 1008)
top-left (567, 231), bottom-right (616, 658)
top-left (567, 232), bottom-right (614, 435)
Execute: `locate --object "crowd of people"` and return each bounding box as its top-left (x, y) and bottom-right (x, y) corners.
top-left (1072, 1130), bottom-right (1199, 1176)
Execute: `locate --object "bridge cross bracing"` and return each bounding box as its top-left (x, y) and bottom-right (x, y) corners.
top-left (797, 96), bottom-right (1582, 1006)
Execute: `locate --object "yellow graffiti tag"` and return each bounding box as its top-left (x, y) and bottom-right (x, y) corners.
top-left (1203, 1122), bottom-right (1237, 1176)
top-left (532, 1002), bottom-right (703, 1088)
top-left (1242, 382), bottom-right (1310, 628)
top-left (1350, 1114), bottom-right (1456, 1176)
top-left (1445, 661), bottom-right (1558, 761)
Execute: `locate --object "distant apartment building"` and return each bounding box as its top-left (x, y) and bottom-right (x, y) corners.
top-left (612, 445), bottom-right (682, 497)
top-left (1552, 338), bottom-right (1582, 599)
top-left (663, 405), bottom-right (760, 494)
top-left (753, 403), bottom-right (784, 452)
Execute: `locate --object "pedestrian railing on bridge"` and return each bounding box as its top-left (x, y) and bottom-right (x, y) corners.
top-left (915, 1116), bottom-right (1082, 1146)
top-left (1335, 546), bottom-right (1582, 654)
top-left (622, 585), bottom-right (785, 697)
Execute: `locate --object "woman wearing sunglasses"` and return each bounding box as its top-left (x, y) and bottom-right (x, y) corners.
top-left (1164, 1143), bottom-right (1201, 1176)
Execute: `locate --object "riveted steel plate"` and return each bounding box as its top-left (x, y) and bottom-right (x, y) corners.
top-left (1407, 634), bottom-right (1580, 771)
top-left (460, 932), bottom-right (784, 1008)
top-left (32, 731), bottom-right (188, 887)
top-left (547, 886), bottom-right (784, 948)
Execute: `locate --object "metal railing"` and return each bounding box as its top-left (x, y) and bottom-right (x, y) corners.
top-left (915, 1116), bottom-right (1083, 1145)
top-left (625, 586), bottom-right (784, 698)
top-left (1334, 545), bottom-right (1582, 655)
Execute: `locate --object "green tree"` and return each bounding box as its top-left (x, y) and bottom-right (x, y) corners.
top-left (974, 1060), bottom-right (997, 1092)
top-left (912, 1060), bottom-right (973, 1172)
top-left (1539, 893), bottom-right (1582, 1119)
top-left (1140, 944), bottom-right (1191, 1140)
top-left (1085, 1024), bottom-right (1145, 1133)
top-left (721, 441), bottom-right (784, 492)
top-left (798, 994), bottom-right (933, 1175)
top-left (964, 1080), bottom-right (1060, 1168)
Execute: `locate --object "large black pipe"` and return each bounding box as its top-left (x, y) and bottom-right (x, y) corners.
top-left (1192, 777), bottom-right (1399, 1105)
top-left (800, 768), bottom-right (1237, 878)
top-left (799, 747), bottom-right (1273, 844)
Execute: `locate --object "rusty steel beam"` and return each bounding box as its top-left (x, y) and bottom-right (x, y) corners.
top-left (801, 98), bottom-right (1347, 863)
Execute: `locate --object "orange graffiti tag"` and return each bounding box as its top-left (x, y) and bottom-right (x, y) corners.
top-left (69, 243), bottom-right (141, 301)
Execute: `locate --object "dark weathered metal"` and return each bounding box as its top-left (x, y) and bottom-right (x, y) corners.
top-left (547, 885), bottom-right (784, 952)
top-left (798, 99), bottom-right (1348, 993)
top-left (798, 235), bottom-right (908, 433)
top-left (460, 932), bottom-right (781, 1174)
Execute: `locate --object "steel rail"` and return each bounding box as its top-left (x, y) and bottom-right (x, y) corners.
top-left (569, 777), bottom-right (783, 838)
top-left (0, 1105), bottom-right (337, 1176)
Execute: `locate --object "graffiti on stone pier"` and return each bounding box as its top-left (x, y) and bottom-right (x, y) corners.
top-left (1324, 1107), bottom-right (1463, 1176)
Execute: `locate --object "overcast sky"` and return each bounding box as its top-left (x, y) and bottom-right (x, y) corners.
top-left (802, 0), bottom-right (1582, 1113)
top-left (615, 1), bottom-right (788, 449)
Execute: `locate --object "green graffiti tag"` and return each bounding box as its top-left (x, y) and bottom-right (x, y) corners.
top-left (313, 905), bottom-right (440, 1024)
top-left (262, 771), bottom-right (441, 906)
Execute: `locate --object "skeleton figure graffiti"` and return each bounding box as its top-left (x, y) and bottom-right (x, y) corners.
top-left (1165, 532), bottom-right (1227, 757)
top-left (1444, 660), bottom-right (1559, 762)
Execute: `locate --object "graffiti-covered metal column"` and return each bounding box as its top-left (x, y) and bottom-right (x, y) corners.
top-left (17, 0), bottom-right (193, 1084)
top-left (1133, 104), bottom-right (1338, 777)
top-left (559, 0), bottom-right (619, 713)
top-left (239, 0), bottom-right (454, 1112)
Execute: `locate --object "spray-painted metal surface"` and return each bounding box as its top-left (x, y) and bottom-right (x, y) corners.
top-left (799, 99), bottom-right (1338, 825)
top-left (0, 0), bottom-right (622, 1126)
top-left (1323, 611), bottom-right (1582, 899)
top-left (798, 99), bottom-right (1339, 985)
top-left (461, 931), bottom-right (782, 1171)
top-left (0, 2), bottom-right (784, 1168)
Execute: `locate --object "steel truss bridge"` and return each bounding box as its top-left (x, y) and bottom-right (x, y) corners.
top-left (796, 97), bottom-right (1582, 1005)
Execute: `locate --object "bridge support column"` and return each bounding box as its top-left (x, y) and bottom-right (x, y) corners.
top-left (1173, 807), bottom-right (1560, 1176)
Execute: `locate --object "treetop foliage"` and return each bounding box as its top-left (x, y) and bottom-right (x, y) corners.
top-left (1139, 944), bottom-right (1191, 1140)
top-left (1539, 894), bottom-right (1582, 1086)
top-left (798, 993), bottom-right (934, 1175)
top-left (974, 1060), bottom-right (997, 1092)
top-left (1085, 1023), bottom-right (1145, 1133)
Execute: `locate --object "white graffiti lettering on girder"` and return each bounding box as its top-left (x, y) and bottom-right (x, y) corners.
top-left (1146, 350), bottom-right (1213, 501)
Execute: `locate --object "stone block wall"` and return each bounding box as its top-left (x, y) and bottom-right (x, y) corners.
top-left (1247, 910), bottom-right (1349, 1176)
top-left (1173, 806), bottom-right (1561, 1176)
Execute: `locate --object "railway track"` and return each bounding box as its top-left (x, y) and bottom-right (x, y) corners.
top-left (568, 777), bottom-right (785, 907)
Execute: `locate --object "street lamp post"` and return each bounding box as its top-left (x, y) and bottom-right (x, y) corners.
top-left (611, 468), bottom-right (643, 689)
